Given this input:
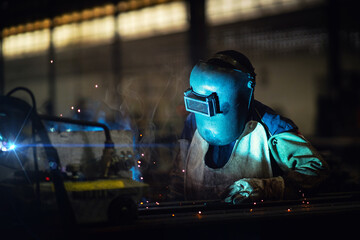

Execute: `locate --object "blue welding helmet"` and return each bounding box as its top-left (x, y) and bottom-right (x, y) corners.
top-left (184, 51), bottom-right (255, 146)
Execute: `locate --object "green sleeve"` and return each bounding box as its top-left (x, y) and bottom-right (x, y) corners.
top-left (268, 132), bottom-right (329, 198)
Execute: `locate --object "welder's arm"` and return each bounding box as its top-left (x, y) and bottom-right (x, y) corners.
top-left (268, 131), bottom-right (329, 199)
top-left (224, 176), bottom-right (285, 204)
top-left (167, 139), bottom-right (190, 201)
top-left (225, 132), bottom-right (328, 204)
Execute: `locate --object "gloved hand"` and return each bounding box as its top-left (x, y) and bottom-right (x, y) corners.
top-left (224, 176), bottom-right (285, 204)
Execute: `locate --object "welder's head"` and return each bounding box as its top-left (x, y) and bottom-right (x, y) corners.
top-left (184, 50), bottom-right (256, 146)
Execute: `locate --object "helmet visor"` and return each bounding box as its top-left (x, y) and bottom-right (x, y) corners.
top-left (184, 88), bottom-right (218, 117)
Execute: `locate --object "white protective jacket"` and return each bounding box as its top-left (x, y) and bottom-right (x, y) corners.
top-left (169, 101), bottom-right (329, 202)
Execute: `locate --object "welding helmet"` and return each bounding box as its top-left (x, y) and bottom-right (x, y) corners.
top-left (184, 50), bottom-right (256, 146)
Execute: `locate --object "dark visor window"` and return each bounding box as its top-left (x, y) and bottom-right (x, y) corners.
top-left (184, 89), bottom-right (217, 117)
top-left (185, 98), bottom-right (209, 115)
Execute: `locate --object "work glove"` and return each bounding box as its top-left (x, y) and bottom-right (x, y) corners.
top-left (224, 176), bottom-right (285, 204)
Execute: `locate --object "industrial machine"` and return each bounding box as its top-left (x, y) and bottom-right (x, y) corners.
top-left (0, 87), bottom-right (147, 238)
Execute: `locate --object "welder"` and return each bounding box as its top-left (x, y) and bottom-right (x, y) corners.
top-left (169, 50), bottom-right (328, 204)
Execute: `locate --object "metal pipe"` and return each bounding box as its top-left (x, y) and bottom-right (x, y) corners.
top-left (38, 114), bottom-right (114, 147)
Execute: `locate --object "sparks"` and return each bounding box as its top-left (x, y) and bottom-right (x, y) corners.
top-left (95, 84), bottom-right (98, 88)
top-left (50, 59), bottom-right (54, 63)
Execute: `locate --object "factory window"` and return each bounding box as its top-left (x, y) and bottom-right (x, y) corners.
top-left (206, 0), bottom-right (324, 26)
top-left (117, 1), bottom-right (188, 41)
top-left (53, 16), bottom-right (115, 48)
top-left (2, 1), bottom-right (188, 57)
top-left (53, 23), bottom-right (80, 48)
top-left (2, 29), bottom-right (50, 58)
top-left (79, 16), bottom-right (115, 44)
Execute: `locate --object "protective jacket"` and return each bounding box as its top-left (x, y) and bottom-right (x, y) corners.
top-left (169, 100), bottom-right (328, 201)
